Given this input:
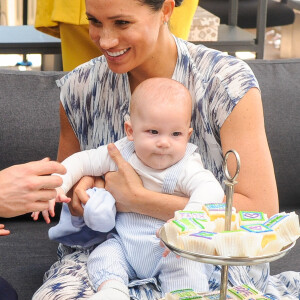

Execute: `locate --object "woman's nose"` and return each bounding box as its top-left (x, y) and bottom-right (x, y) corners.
top-left (99, 28), bottom-right (118, 49)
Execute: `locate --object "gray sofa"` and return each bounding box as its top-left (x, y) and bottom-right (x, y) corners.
top-left (0, 59), bottom-right (299, 300)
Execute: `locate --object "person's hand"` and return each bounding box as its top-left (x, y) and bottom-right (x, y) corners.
top-left (31, 198), bottom-right (56, 224)
top-left (0, 158), bottom-right (66, 218)
top-left (157, 228), bottom-right (172, 257)
top-left (31, 188), bottom-right (71, 223)
top-left (105, 143), bottom-right (144, 213)
top-left (156, 219), bottom-right (179, 258)
top-left (55, 188), bottom-right (72, 203)
top-left (0, 224), bottom-right (10, 236)
top-left (67, 176), bottom-right (105, 216)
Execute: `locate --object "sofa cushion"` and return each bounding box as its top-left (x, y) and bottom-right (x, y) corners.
top-left (0, 70), bottom-right (65, 170)
top-left (0, 216), bottom-right (59, 300)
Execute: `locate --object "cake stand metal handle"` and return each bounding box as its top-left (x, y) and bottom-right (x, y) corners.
top-left (223, 149), bottom-right (240, 231)
top-left (220, 149), bottom-right (241, 300)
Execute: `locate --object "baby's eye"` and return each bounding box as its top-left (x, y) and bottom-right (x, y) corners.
top-left (172, 132), bottom-right (182, 137)
top-left (149, 130), bottom-right (158, 135)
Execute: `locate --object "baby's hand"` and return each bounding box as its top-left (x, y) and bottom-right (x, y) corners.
top-left (55, 187), bottom-right (71, 203)
top-left (31, 198), bottom-right (56, 224)
top-left (56, 193), bottom-right (71, 204)
top-left (31, 188), bottom-right (71, 223)
top-left (157, 218), bottom-right (180, 258)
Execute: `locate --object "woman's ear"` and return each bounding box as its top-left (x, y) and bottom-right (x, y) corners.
top-left (124, 121), bottom-right (134, 141)
top-left (161, 0), bottom-right (175, 23)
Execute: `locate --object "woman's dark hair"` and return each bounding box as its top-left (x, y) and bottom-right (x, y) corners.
top-left (137, 0), bottom-right (183, 11)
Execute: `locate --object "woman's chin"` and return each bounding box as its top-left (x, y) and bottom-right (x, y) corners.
top-left (107, 63), bottom-right (132, 74)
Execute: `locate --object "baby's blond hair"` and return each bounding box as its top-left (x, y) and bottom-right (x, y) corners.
top-left (130, 78), bottom-right (192, 119)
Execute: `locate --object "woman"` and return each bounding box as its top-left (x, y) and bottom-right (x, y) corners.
top-left (33, 0), bottom-right (300, 299)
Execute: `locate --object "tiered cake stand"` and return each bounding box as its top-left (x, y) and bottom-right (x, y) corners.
top-left (159, 150), bottom-right (296, 300)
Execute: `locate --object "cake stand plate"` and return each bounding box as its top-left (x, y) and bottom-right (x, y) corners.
top-left (158, 226), bottom-right (296, 266)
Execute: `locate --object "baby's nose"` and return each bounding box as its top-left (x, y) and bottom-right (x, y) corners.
top-left (156, 137), bottom-right (170, 148)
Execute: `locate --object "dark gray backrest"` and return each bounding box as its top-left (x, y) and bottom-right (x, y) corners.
top-left (0, 70), bottom-right (65, 170)
top-left (246, 59), bottom-right (300, 209)
top-left (0, 60), bottom-right (299, 210)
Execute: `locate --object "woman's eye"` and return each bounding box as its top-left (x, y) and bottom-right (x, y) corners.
top-left (149, 130), bottom-right (158, 135)
top-left (86, 17), bottom-right (101, 25)
top-left (115, 20), bottom-right (130, 26)
top-left (172, 132), bottom-right (182, 137)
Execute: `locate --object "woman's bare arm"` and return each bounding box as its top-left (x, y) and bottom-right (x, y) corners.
top-left (57, 103), bottom-right (81, 162)
top-left (220, 88), bottom-right (279, 216)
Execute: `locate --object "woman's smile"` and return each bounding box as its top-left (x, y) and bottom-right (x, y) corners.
top-left (106, 48), bottom-right (130, 58)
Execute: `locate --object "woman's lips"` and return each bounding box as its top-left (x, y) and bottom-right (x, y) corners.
top-left (106, 48), bottom-right (129, 57)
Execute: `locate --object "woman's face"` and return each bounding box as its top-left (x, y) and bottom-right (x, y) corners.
top-left (86, 0), bottom-right (163, 74)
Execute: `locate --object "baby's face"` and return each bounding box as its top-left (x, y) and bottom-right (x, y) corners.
top-left (126, 100), bottom-right (193, 170)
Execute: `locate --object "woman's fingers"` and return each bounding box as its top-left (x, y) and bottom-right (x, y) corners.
top-left (107, 143), bottom-right (128, 169)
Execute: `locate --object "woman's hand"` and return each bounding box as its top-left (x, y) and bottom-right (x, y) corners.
top-left (105, 143), bottom-right (189, 220)
top-left (105, 143), bottom-right (144, 213)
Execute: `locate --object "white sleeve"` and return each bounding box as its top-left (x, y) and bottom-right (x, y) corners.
top-left (58, 145), bottom-right (116, 194)
top-left (178, 153), bottom-right (224, 211)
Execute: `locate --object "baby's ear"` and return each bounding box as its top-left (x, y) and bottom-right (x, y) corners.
top-left (124, 120), bottom-right (134, 141)
top-left (188, 128), bottom-right (193, 139)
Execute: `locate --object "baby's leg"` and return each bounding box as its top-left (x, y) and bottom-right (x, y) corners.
top-left (157, 253), bottom-right (213, 294)
top-left (89, 280), bottom-right (129, 300)
top-left (87, 238), bottom-right (135, 299)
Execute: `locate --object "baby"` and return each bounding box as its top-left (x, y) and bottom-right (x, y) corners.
top-left (34, 78), bottom-right (224, 299)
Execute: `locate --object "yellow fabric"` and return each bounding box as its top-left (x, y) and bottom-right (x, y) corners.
top-left (34, 0), bottom-right (198, 70)
top-left (35, 0), bottom-right (88, 38)
top-left (169, 0), bottom-right (199, 40)
top-left (59, 23), bottom-right (101, 71)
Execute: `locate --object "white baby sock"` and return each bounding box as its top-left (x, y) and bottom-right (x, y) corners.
top-left (84, 187), bottom-right (117, 232)
top-left (89, 280), bottom-right (130, 300)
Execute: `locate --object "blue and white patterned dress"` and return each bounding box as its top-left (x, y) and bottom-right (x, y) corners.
top-left (32, 37), bottom-right (300, 300)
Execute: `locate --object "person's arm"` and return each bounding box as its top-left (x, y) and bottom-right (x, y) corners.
top-left (178, 154), bottom-right (224, 210)
top-left (220, 88), bottom-right (279, 217)
top-left (0, 158), bottom-right (66, 218)
top-left (57, 103), bottom-right (99, 216)
top-left (105, 144), bottom-right (189, 221)
top-left (57, 103), bottom-right (81, 162)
